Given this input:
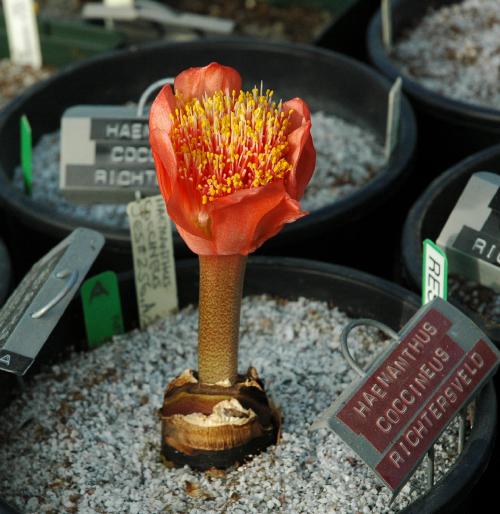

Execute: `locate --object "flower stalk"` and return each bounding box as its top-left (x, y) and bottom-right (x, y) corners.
top-left (150, 62), bottom-right (315, 469)
top-left (198, 254), bottom-right (247, 385)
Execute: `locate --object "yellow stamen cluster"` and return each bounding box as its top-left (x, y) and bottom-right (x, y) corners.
top-left (170, 86), bottom-right (293, 205)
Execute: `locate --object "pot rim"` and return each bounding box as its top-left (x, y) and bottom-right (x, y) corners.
top-left (367, 0), bottom-right (500, 125)
top-left (0, 38), bottom-right (416, 251)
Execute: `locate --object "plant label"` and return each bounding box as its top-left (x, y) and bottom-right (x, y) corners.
top-left (0, 228), bottom-right (104, 376)
top-left (20, 115), bottom-right (33, 196)
top-left (437, 172), bottom-right (500, 292)
top-left (384, 77), bottom-right (402, 162)
top-left (127, 195), bottom-right (178, 329)
top-left (59, 105), bottom-right (158, 203)
top-left (81, 271), bottom-right (124, 348)
top-left (381, 0), bottom-right (393, 51)
top-left (422, 239), bottom-right (448, 305)
top-left (104, 0), bottom-right (133, 6)
top-left (313, 298), bottom-right (500, 494)
top-left (3, 0), bottom-right (42, 68)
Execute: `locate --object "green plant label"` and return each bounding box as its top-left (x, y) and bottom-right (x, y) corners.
top-left (422, 239), bottom-right (448, 305)
top-left (81, 271), bottom-right (124, 348)
top-left (20, 115), bottom-right (32, 196)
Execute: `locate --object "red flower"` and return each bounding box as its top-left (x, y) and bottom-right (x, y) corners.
top-left (149, 62), bottom-right (316, 255)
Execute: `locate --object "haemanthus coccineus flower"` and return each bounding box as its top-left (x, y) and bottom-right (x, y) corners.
top-left (149, 62), bottom-right (316, 255)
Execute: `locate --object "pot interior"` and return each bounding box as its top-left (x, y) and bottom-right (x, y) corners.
top-left (0, 40), bottom-right (394, 177)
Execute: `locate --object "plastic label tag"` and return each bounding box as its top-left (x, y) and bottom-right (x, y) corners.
top-left (3, 0), bottom-right (42, 68)
top-left (314, 298), bottom-right (500, 494)
top-left (437, 172), bottom-right (500, 292)
top-left (422, 239), bottom-right (448, 305)
top-left (20, 115), bottom-right (32, 196)
top-left (59, 105), bottom-right (158, 203)
top-left (81, 271), bottom-right (124, 348)
top-left (384, 77), bottom-right (402, 162)
top-left (127, 195), bottom-right (178, 329)
top-left (381, 0), bottom-right (393, 51)
top-left (104, 0), bottom-right (133, 6)
top-left (0, 228), bottom-right (105, 376)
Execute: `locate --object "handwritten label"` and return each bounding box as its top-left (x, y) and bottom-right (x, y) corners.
top-left (3, 0), bottom-right (42, 68)
top-left (60, 106), bottom-right (158, 203)
top-left (314, 298), bottom-right (500, 493)
top-left (422, 239), bottom-right (448, 305)
top-left (127, 195), bottom-right (178, 329)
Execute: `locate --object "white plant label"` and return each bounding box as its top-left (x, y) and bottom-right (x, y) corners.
top-left (384, 77), bottom-right (402, 161)
top-left (127, 195), bottom-right (178, 329)
top-left (3, 0), bottom-right (42, 68)
top-left (381, 0), bottom-right (392, 51)
top-left (104, 0), bottom-right (134, 7)
top-left (422, 239), bottom-right (448, 305)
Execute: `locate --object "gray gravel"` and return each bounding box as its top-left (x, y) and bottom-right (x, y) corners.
top-left (0, 59), bottom-right (53, 109)
top-left (11, 112), bottom-right (385, 228)
top-left (449, 273), bottom-right (500, 325)
top-left (392, 0), bottom-right (500, 109)
top-left (0, 296), bottom-right (463, 513)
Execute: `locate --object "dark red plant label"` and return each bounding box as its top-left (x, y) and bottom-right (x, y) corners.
top-left (322, 300), bottom-right (500, 493)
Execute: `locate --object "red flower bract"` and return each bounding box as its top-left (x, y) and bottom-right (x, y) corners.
top-left (149, 62), bottom-right (316, 255)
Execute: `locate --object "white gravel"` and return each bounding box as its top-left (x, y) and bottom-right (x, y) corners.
top-left (392, 0), bottom-right (500, 109)
top-left (0, 296), bottom-right (464, 513)
top-left (11, 112), bottom-right (385, 227)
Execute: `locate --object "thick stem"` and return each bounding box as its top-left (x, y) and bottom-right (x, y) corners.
top-left (198, 254), bottom-right (247, 385)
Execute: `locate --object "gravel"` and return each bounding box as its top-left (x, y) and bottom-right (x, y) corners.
top-left (0, 60), bottom-right (53, 109)
top-left (11, 111), bottom-right (386, 227)
top-left (392, 0), bottom-right (500, 109)
top-left (0, 296), bottom-right (464, 513)
top-left (448, 273), bottom-right (500, 325)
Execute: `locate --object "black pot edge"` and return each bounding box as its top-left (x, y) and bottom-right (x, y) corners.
top-left (401, 144), bottom-right (500, 341)
top-left (366, 0), bottom-right (500, 127)
top-left (0, 37), bottom-right (417, 252)
top-left (0, 238), bottom-right (11, 306)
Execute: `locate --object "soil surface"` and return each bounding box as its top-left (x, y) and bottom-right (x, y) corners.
top-left (0, 296), bottom-right (465, 513)
top-left (11, 111), bottom-right (386, 228)
top-left (448, 273), bottom-right (500, 326)
top-left (392, 0), bottom-right (500, 109)
top-left (0, 60), bottom-right (53, 109)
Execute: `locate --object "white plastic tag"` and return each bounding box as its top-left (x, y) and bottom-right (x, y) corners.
top-left (384, 77), bottom-right (402, 162)
top-left (104, 0), bottom-right (133, 7)
top-left (3, 0), bottom-right (42, 69)
top-left (127, 195), bottom-right (178, 329)
top-left (381, 0), bottom-right (392, 51)
top-left (422, 239), bottom-right (448, 305)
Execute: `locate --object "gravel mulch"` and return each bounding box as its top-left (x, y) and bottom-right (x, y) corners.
top-left (11, 111), bottom-right (386, 227)
top-left (392, 0), bottom-right (500, 109)
top-left (0, 296), bottom-right (464, 513)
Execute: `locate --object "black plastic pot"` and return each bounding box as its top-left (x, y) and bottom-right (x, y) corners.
top-left (0, 257), bottom-right (495, 513)
top-left (401, 144), bottom-right (500, 344)
top-left (0, 237), bottom-right (10, 306)
top-left (367, 0), bottom-right (500, 177)
top-left (0, 39), bottom-right (416, 280)
top-left (315, 0), bottom-right (379, 62)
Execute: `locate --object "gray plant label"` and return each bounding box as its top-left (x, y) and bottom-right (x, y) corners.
top-left (437, 172), bottom-right (500, 292)
top-left (0, 228), bottom-right (104, 376)
top-left (313, 298), bottom-right (500, 494)
top-left (59, 105), bottom-right (159, 203)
